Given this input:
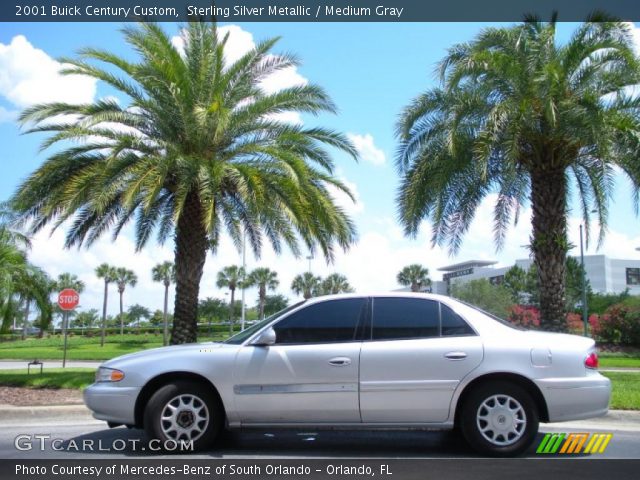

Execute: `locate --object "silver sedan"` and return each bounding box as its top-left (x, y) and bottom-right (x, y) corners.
top-left (84, 293), bottom-right (611, 456)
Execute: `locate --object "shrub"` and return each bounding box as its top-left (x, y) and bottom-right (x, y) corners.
top-left (590, 305), bottom-right (640, 346)
top-left (508, 305), bottom-right (540, 328)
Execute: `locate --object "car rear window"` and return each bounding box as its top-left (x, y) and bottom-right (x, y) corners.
top-left (372, 297), bottom-right (439, 340)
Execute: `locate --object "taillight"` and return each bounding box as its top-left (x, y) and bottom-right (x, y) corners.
top-left (585, 352), bottom-right (599, 369)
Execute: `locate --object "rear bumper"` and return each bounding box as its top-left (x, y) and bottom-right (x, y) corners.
top-left (535, 373), bottom-right (611, 422)
top-left (83, 383), bottom-right (140, 425)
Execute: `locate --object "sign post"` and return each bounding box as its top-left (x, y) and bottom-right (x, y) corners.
top-left (57, 289), bottom-right (80, 368)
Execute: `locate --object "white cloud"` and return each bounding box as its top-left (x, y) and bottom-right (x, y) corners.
top-left (347, 133), bottom-right (386, 166)
top-left (623, 22), bottom-right (640, 53)
top-left (0, 35), bottom-right (96, 109)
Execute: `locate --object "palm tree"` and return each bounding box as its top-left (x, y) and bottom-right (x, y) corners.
top-left (397, 264), bottom-right (431, 292)
top-left (320, 273), bottom-right (354, 295)
top-left (114, 267), bottom-right (137, 335)
top-left (95, 263), bottom-right (116, 346)
top-left (244, 267), bottom-right (279, 319)
top-left (0, 204), bottom-right (52, 337)
top-left (11, 22), bottom-right (357, 345)
top-left (152, 261), bottom-right (174, 345)
top-left (216, 266), bottom-right (245, 334)
top-left (291, 272), bottom-right (321, 299)
top-left (53, 273), bottom-right (85, 293)
top-left (396, 17), bottom-right (640, 331)
top-left (127, 304), bottom-right (151, 328)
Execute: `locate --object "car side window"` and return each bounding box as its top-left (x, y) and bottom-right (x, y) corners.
top-left (441, 304), bottom-right (475, 336)
top-left (273, 298), bottom-right (366, 344)
top-left (372, 297), bottom-right (439, 340)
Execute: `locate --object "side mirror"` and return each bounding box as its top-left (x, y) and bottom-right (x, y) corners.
top-left (251, 327), bottom-right (276, 346)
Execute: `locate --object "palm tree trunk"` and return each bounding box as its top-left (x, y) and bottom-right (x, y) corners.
top-left (100, 280), bottom-right (108, 347)
top-left (171, 192), bottom-right (207, 345)
top-left (162, 283), bottom-right (169, 346)
top-left (22, 299), bottom-right (30, 340)
top-left (530, 168), bottom-right (568, 332)
top-left (229, 288), bottom-right (235, 335)
top-left (259, 286), bottom-right (266, 319)
top-left (119, 291), bottom-right (124, 335)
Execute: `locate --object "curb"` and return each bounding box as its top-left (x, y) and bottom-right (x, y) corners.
top-left (0, 403), bottom-right (95, 425)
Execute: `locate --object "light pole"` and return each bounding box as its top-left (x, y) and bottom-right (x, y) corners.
top-left (240, 230), bottom-right (246, 331)
top-left (579, 224), bottom-right (589, 337)
top-left (306, 255), bottom-right (313, 273)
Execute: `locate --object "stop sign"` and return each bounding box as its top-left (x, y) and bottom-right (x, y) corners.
top-left (58, 289), bottom-right (80, 311)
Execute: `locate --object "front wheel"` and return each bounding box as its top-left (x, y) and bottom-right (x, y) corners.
top-left (460, 381), bottom-right (539, 457)
top-left (143, 380), bottom-right (223, 452)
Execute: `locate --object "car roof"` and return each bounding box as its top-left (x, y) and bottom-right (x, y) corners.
top-left (303, 292), bottom-right (452, 304)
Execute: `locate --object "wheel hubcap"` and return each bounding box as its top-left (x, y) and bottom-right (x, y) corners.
top-left (160, 394), bottom-right (209, 442)
top-left (476, 394), bottom-right (526, 446)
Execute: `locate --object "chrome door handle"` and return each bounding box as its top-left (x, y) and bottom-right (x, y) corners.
top-left (328, 357), bottom-right (352, 366)
top-left (444, 351), bottom-right (467, 360)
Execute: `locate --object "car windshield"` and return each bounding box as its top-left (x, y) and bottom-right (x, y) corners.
top-left (223, 301), bottom-right (306, 344)
top-left (455, 300), bottom-right (527, 331)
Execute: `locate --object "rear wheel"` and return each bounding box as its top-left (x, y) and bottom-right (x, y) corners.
top-left (460, 381), bottom-right (538, 457)
top-left (144, 380), bottom-right (223, 452)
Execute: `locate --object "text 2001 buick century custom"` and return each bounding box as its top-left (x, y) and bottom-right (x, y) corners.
top-left (84, 293), bottom-right (610, 456)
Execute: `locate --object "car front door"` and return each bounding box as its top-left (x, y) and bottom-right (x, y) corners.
top-left (359, 298), bottom-right (483, 423)
top-left (233, 297), bottom-right (367, 424)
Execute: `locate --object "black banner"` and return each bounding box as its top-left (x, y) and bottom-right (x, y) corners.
top-left (3, 0), bottom-right (640, 22)
top-left (2, 459), bottom-right (640, 480)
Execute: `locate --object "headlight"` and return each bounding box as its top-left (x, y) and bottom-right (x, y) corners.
top-left (95, 367), bottom-right (125, 383)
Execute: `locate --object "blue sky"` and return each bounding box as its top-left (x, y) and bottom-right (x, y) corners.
top-left (1, 21), bottom-right (640, 315)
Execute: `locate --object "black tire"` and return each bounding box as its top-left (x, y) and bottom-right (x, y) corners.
top-left (459, 381), bottom-right (539, 457)
top-left (143, 380), bottom-right (223, 452)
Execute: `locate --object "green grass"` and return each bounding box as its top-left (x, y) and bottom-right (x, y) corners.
top-left (0, 333), bottom-right (229, 360)
top-left (602, 372), bottom-right (640, 410)
top-left (599, 354), bottom-right (640, 368)
top-left (0, 368), bottom-right (95, 389)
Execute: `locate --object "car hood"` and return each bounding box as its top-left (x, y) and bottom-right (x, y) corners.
top-left (101, 342), bottom-right (230, 368)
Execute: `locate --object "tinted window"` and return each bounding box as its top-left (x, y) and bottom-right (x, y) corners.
top-left (274, 298), bottom-right (366, 344)
top-left (441, 304), bottom-right (475, 336)
top-left (372, 298), bottom-right (439, 340)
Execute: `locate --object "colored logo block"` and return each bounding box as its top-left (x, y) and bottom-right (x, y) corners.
top-left (536, 432), bottom-right (613, 454)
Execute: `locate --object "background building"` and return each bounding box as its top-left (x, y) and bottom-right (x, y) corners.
top-left (423, 255), bottom-right (640, 296)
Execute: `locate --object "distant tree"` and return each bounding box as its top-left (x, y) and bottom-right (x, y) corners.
top-left (451, 279), bottom-right (513, 318)
top-left (152, 261), bottom-right (175, 346)
top-left (127, 304), bottom-right (151, 328)
top-left (397, 264), bottom-right (431, 292)
top-left (244, 268), bottom-right (279, 319)
top-left (291, 272), bottom-right (321, 299)
top-left (114, 268), bottom-right (137, 335)
top-left (565, 256), bottom-right (592, 312)
top-left (199, 297), bottom-right (228, 335)
top-left (589, 290), bottom-right (631, 315)
top-left (319, 273), bottom-right (354, 295)
top-left (74, 309), bottom-right (99, 330)
top-left (53, 273), bottom-right (85, 294)
top-left (149, 310), bottom-right (164, 327)
top-left (95, 263), bottom-right (116, 346)
top-left (261, 294), bottom-right (290, 317)
top-left (216, 266), bottom-right (245, 334)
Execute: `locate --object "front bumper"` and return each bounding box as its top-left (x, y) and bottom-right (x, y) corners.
top-left (83, 383), bottom-right (141, 425)
top-left (536, 373), bottom-right (611, 422)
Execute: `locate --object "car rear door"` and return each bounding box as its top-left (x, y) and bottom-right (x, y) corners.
top-left (233, 297), bottom-right (368, 424)
top-left (359, 297), bottom-right (483, 423)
